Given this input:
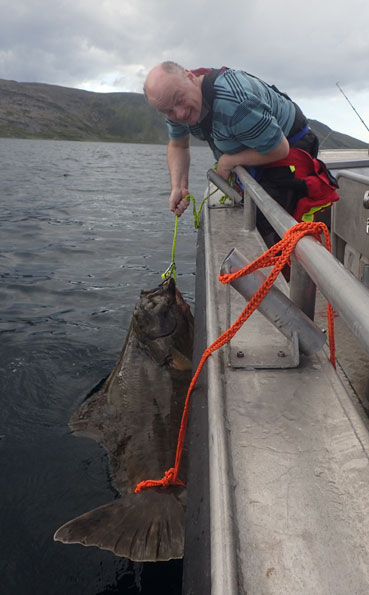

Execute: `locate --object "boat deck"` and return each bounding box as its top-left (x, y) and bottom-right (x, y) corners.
top-left (183, 156), bottom-right (369, 594)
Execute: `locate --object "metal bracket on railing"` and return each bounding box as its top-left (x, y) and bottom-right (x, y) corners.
top-left (225, 283), bottom-right (300, 369)
top-left (206, 169), bottom-right (243, 209)
top-left (221, 247), bottom-right (326, 369)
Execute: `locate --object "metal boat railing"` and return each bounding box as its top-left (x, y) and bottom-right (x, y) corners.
top-left (207, 166), bottom-right (369, 356)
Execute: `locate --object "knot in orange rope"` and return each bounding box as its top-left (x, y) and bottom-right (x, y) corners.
top-left (134, 467), bottom-right (184, 493)
top-left (219, 221), bottom-right (330, 286)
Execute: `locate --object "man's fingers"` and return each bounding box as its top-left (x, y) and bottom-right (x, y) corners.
top-left (173, 198), bottom-right (189, 216)
top-left (169, 188), bottom-right (190, 215)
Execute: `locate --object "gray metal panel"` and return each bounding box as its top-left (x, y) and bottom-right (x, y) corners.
top-left (182, 224), bottom-right (211, 595)
top-left (333, 171), bottom-right (369, 258)
top-left (228, 353), bottom-right (369, 595)
top-left (331, 166), bottom-right (369, 177)
top-left (202, 203), bottom-right (369, 594)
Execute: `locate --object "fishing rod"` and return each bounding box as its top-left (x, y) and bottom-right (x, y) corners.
top-left (336, 82), bottom-right (369, 135)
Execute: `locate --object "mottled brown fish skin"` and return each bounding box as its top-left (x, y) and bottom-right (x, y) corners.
top-left (54, 278), bottom-right (194, 562)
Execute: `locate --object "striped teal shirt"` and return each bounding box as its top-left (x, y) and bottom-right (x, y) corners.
top-left (166, 69), bottom-right (296, 159)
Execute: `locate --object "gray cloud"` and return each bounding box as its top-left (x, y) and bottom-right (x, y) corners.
top-left (1, 0), bottom-right (368, 93)
top-left (0, 0), bottom-right (368, 139)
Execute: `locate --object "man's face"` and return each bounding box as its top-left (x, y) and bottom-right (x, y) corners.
top-left (147, 70), bottom-right (203, 125)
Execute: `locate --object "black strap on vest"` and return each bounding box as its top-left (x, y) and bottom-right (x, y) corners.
top-left (198, 68), bottom-right (225, 153)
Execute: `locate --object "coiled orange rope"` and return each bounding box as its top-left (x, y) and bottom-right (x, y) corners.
top-left (135, 221), bottom-right (336, 493)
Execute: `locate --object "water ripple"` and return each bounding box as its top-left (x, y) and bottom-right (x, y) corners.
top-left (0, 138), bottom-right (213, 595)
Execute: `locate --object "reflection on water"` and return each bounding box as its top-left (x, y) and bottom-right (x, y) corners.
top-left (0, 139), bottom-right (213, 594)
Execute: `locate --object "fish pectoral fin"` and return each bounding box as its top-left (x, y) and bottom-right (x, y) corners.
top-left (170, 347), bottom-right (192, 371)
top-left (53, 486), bottom-right (186, 562)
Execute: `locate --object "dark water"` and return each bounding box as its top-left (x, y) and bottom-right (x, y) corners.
top-left (0, 139), bottom-right (213, 594)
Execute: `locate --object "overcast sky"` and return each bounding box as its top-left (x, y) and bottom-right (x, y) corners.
top-left (1, 0), bottom-right (369, 143)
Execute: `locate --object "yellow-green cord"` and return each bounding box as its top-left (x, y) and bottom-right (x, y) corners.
top-left (161, 215), bottom-right (178, 283)
top-left (161, 181), bottom-right (232, 282)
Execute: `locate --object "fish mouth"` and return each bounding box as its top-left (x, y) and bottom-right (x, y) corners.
top-left (135, 278), bottom-right (178, 341)
top-left (141, 278), bottom-right (176, 301)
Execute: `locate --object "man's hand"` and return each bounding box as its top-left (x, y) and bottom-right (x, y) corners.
top-left (169, 187), bottom-right (190, 216)
top-left (216, 154), bottom-right (233, 181)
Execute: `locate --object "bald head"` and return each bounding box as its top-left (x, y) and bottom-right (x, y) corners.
top-left (144, 62), bottom-right (203, 125)
top-left (144, 62), bottom-right (186, 104)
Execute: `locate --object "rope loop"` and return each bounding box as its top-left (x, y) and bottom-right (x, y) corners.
top-left (135, 467), bottom-right (184, 493)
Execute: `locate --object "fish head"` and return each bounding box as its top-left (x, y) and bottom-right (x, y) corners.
top-left (133, 278), bottom-right (193, 366)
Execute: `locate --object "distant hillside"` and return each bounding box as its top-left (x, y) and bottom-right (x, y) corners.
top-left (0, 79), bottom-right (168, 143)
top-left (0, 78), bottom-right (367, 149)
top-left (308, 119), bottom-right (367, 150)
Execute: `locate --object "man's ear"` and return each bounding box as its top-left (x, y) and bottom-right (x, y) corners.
top-left (184, 69), bottom-right (195, 83)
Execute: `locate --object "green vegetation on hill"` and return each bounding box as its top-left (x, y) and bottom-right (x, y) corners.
top-left (0, 78), bottom-right (367, 149)
top-left (0, 79), bottom-right (168, 143)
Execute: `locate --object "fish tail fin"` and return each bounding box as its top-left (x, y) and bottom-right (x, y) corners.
top-left (53, 486), bottom-right (186, 562)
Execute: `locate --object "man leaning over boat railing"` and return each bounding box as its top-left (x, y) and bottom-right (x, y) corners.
top-left (144, 61), bottom-right (339, 245)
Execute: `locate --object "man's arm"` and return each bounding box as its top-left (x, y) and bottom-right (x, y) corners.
top-left (216, 136), bottom-right (290, 180)
top-left (167, 136), bottom-right (191, 216)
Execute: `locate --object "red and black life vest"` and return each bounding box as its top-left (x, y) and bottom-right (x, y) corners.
top-left (264, 148), bottom-right (339, 222)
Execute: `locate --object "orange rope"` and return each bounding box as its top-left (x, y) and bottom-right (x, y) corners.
top-left (135, 221), bottom-right (336, 493)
